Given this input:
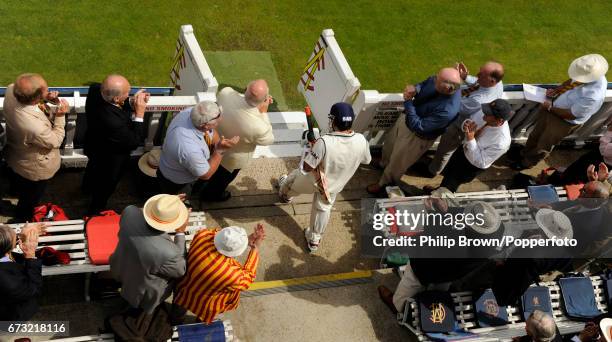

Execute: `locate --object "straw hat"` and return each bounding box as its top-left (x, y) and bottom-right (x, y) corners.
top-left (568, 54), bottom-right (608, 83)
top-left (464, 201), bottom-right (501, 235)
top-left (535, 209), bottom-right (573, 240)
top-left (600, 318), bottom-right (612, 342)
top-left (143, 194), bottom-right (189, 232)
top-left (214, 226), bottom-right (248, 257)
top-left (138, 149), bottom-right (162, 177)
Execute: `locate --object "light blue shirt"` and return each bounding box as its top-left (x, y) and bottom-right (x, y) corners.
top-left (554, 75), bottom-right (608, 125)
top-left (159, 108), bottom-right (210, 184)
top-left (460, 75), bottom-right (504, 118)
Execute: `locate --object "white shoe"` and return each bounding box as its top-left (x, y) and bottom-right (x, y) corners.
top-left (304, 228), bottom-right (320, 252)
top-left (277, 174), bottom-right (293, 203)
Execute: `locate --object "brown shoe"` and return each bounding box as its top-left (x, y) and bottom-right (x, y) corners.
top-left (378, 285), bottom-right (398, 315)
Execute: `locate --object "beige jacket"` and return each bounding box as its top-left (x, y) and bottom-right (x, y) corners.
top-left (217, 87), bottom-right (274, 171)
top-left (3, 84), bottom-right (65, 181)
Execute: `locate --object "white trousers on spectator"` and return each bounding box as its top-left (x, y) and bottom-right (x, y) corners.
top-left (380, 115), bottom-right (435, 186)
top-left (279, 169), bottom-right (338, 242)
top-left (392, 263), bottom-right (451, 313)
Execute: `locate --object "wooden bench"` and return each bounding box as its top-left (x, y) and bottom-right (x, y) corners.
top-left (40, 320), bottom-right (234, 341)
top-left (398, 276), bottom-right (608, 342)
top-left (375, 187), bottom-right (569, 239)
top-left (8, 211), bottom-right (207, 300)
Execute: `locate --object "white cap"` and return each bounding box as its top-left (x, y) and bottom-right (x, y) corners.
top-left (214, 226), bottom-right (248, 257)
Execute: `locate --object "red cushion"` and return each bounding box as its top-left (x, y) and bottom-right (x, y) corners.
top-left (564, 184), bottom-right (585, 200)
top-left (86, 212), bottom-right (120, 265)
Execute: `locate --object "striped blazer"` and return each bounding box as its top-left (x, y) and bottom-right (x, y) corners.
top-left (174, 228), bottom-right (259, 323)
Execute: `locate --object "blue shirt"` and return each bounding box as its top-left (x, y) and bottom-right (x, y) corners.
top-left (404, 76), bottom-right (461, 140)
top-left (553, 76), bottom-right (607, 125)
top-left (159, 108), bottom-right (210, 184)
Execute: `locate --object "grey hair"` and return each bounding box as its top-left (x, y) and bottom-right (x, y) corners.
top-left (0, 225), bottom-right (15, 255)
top-left (244, 82), bottom-right (268, 107)
top-left (13, 73), bottom-right (45, 104)
top-left (190, 101), bottom-right (222, 128)
top-left (101, 83), bottom-right (124, 103)
top-left (527, 310), bottom-right (557, 342)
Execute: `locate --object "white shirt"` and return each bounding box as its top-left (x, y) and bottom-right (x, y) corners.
top-left (463, 121), bottom-right (511, 169)
top-left (460, 75), bottom-right (504, 117)
top-left (553, 75), bottom-right (607, 125)
top-left (303, 131), bottom-right (371, 194)
top-left (600, 130), bottom-right (612, 165)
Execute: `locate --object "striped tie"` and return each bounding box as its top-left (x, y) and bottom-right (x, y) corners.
top-left (462, 83), bottom-right (480, 97)
top-left (204, 131), bottom-right (214, 152)
top-left (547, 79), bottom-right (583, 100)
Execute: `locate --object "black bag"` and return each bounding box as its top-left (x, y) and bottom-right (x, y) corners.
top-left (558, 276), bottom-right (600, 320)
top-left (417, 291), bottom-right (456, 333)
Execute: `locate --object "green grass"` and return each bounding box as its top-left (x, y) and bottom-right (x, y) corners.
top-left (1, 1), bottom-right (611, 110)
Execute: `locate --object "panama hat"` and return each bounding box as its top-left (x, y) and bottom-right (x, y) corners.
top-left (464, 201), bottom-right (501, 235)
top-left (214, 226), bottom-right (248, 258)
top-left (535, 209), bottom-right (573, 240)
top-left (138, 149), bottom-right (162, 177)
top-left (568, 54), bottom-right (608, 83)
top-left (143, 194), bottom-right (189, 232)
top-left (600, 318), bottom-right (612, 342)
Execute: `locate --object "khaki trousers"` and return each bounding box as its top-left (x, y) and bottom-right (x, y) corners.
top-left (428, 120), bottom-right (464, 175)
top-left (520, 111), bottom-right (580, 167)
top-left (380, 115), bottom-right (435, 186)
top-left (279, 169), bottom-right (337, 242)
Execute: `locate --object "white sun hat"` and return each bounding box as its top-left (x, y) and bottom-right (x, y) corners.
top-left (214, 226), bottom-right (249, 258)
top-left (143, 194), bottom-right (189, 232)
top-left (535, 209), bottom-right (573, 240)
top-left (568, 54), bottom-right (608, 83)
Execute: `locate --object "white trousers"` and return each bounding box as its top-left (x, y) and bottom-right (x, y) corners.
top-left (279, 169), bottom-right (337, 242)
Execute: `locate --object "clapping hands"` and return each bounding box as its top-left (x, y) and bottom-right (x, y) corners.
top-left (248, 223), bottom-right (265, 249)
top-left (587, 163), bottom-right (609, 182)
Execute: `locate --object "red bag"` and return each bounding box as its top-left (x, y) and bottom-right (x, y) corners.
top-left (36, 247), bottom-right (71, 266)
top-left (86, 210), bottom-right (121, 265)
top-left (32, 203), bottom-right (69, 222)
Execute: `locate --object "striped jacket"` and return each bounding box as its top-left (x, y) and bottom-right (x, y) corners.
top-left (174, 228), bottom-right (259, 323)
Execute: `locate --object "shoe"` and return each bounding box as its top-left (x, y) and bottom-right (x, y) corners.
top-left (277, 175), bottom-right (293, 203)
top-left (422, 185), bottom-right (436, 195)
top-left (412, 162), bottom-right (436, 178)
top-left (510, 161), bottom-right (527, 171)
top-left (378, 285), bottom-right (398, 315)
top-left (304, 228), bottom-right (320, 252)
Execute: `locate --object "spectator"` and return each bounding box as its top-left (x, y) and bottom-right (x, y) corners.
top-left (157, 101), bottom-right (238, 199)
top-left (203, 80), bottom-right (275, 201)
top-left (277, 103), bottom-right (371, 251)
top-left (174, 224), bottom-right (264, 323)
top-left (3, 74), bottom-right (69, 221)
top-left (513, 310), bottom-right (558, 342)
top-left (83, 74), bottom-right (150, 214)
top-left (0, 223), bottom-right (46, 320)
top-left (109, 194), bottom-right (189, 314)
top-left (513, 54), bottom-right (608, 170)
top-left (427, 61), bottom-right (505, 176)
top-left (557, 123), bottom-right (612, 185)
top-left (378, 200), bottom-right (500, 314)
top-left (367, 67), bottom-right (462, 195)
top-left (433, 99), bottom-right (513, 192)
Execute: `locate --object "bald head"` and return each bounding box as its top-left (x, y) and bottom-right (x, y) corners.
top-left (435, 68), bottom-right (462, 95)
top-left (13, 73), bottom-right (47, 105)
top-left (582, 181), bottom-right (610, 199)
top-left (526, 310), bottom-right (556, 342)
top-left (101, 74), bottom-right (130, 104)
top-left (479, 61), bottom-right (505, 87)
top-left (244, 79), bottom-right (269, 107)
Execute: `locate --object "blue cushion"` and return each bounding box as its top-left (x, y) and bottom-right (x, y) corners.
top-left (177, 321), bottom-right (226, 342)
top-left (522, 286), bottom-right (553, 320)
top-left (559, 277), bottom-right (600, 319)
top-left (475, 289), bottom-right (509, 327)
